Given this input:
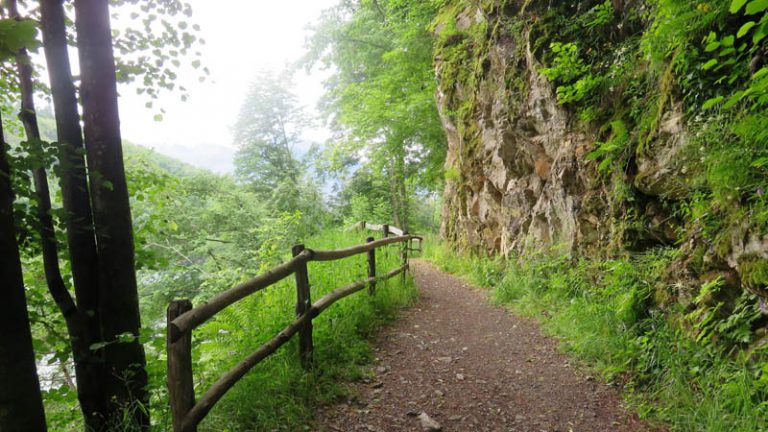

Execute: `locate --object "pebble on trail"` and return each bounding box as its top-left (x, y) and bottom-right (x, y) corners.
top-left (418, 412), bottom-right (442, 431)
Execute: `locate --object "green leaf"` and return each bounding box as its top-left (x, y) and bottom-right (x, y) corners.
top-left (89, 342), bottom-right (109, 351)
top-left (702, 58), bottom-right (719, 70)
top-left (719, 47), bottom-right (736, 56)
top-left (745, 0), bottom-right (768, 15)
top-left (702, 96), bottom-right (725, 109)
top-left (705, 41), bottom-right (720, 52)
top-left (0, 19), bottom-right (40, 59)
top-left (753, 66), bottom-right (768, 79)
top-left (585, 145), bottom-right (605, 161)
top-left (723, 90), bottom-right (746, 109)
top-left (731, 0), bottom-right (749, 13)
top-left (737, 21), bottom-right (757, 37)
top-left (116, 332), bottom-right (137, 343)
top-left (598, 158), bottom-right (613, 172)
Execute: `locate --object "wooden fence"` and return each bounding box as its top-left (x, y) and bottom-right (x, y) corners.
top-left (166, 223), bottom-right (422, 432)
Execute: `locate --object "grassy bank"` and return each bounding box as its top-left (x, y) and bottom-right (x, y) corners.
top-left (423, 239), bottom-right (767, 432)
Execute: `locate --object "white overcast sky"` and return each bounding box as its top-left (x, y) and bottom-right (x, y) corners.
top-left (115, 0), bottom-right (338, 173)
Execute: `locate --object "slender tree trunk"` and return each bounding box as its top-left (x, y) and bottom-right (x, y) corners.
top-left (7, 0), bottom-right (76, 320)
top-left (41, 0), bottom-right (100, 323)
top-left (39, 1), bottom-right (108, 428)
top-left (0, 112), bottom-right (48, 432)
top-left (611, 0), bottom-right (623, 16)
top-left (6, 6), bottom-right (94, 421)
top-left (388, 158), bottom-right (402, 228)
top-left (395, 148), bottom-right (408, 231)
top-left (74, 0), bottom-right (148, 428)
top-left (386, 144), bottom-right (409, 230)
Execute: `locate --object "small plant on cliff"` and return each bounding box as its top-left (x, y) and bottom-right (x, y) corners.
top-left (584, 1), bottom-right (615, 29)
top-left (586, 120), bottom-right (631, 173)
top-left (539, 42), bottom-right (602, 104)
top-left (701, 0), bottom-right (768, 111)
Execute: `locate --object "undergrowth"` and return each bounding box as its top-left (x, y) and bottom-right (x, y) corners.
top-left (166, 229), bottom-right (416, 431)
top-left (423, 238), bottom-right (768, 432)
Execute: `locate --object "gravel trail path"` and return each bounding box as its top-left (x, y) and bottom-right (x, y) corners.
top-left (315, 260), bottom-right (660, 432)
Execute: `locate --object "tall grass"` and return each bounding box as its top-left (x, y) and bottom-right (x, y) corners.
top-left (190, 229), bottom-right (417, 431)
top-left (423, 239), bottom-right (768, 432)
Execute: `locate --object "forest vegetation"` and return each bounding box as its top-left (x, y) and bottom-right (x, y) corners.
top-left (0, 0), bottom-right (767, 431)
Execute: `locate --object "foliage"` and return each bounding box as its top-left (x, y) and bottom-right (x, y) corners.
top-left (111, 0), bottom-right (209, 107)
top-left (585, 120), bottom-right (631, 173)
top-left (305, 0), bottom-right (447, 228)
top-left (0, 17), bottom-right (39, 59)
top-left (233, 72), bottom-right (303, 196)
top-left (2, 0), bottom-right (430, 429)
top-left (232, 72), bottom-right (328, 227)
top-left (701, 0), bottom-right (768, 110)
top-left (0, 1), bottom-right (206, 119)
top-left (539, 42), bottom-right (602, 104)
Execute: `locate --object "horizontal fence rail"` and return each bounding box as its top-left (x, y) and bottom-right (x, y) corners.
top-left (353, 221), bottom-right (423, 252)
top-left (166, 223), bottom-right (420, 432)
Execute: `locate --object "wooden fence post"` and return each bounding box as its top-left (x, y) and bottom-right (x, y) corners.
top-left (367, 236), bottom-right (376, 295)
top-left (382, 224), bottom-right (389, 238)
top-left (292, 244), bottom-right (313, 369)
top-left (167, 299), bottom-right (195, 432)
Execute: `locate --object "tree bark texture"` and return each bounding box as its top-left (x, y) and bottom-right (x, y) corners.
top-left (74, 0), bottom-right (149, 427)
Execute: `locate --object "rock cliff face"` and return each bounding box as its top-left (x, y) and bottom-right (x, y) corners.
top-left (434, 1), bottom-right (767, 300)
top-left (439, 24), bottom-right (593, 255)
top-left (438, 4), bottom-right (615, 256)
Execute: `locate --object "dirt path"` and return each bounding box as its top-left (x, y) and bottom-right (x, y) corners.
top-left (315, 260), bottom-right (659, 432)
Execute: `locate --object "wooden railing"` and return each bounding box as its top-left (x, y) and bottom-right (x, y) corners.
top-left (165, 223), bottom-right (422, 432)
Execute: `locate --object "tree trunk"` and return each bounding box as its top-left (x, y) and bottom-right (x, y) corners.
top-left (387, 145), bottom-right (409, 231)
top-left (611, 0), bottom-right (623, 16)
top-left (39, 0), bottom-right (108, 428)
top-left (395, 148), bottom-right (408, 232)
top-left (74, 0), bottom-right (148, 428)
top-left (7, 6), bottom-right (97, 425)
top-left (0, 112), bottom-right (48, 432)
top-left (388, 158), bottom-right (402, 228)
top-left (7, 0), bottom-right (76, 321)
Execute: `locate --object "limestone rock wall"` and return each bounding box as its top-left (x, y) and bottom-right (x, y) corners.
top-left (437, 5), bottom-right (611, 256)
